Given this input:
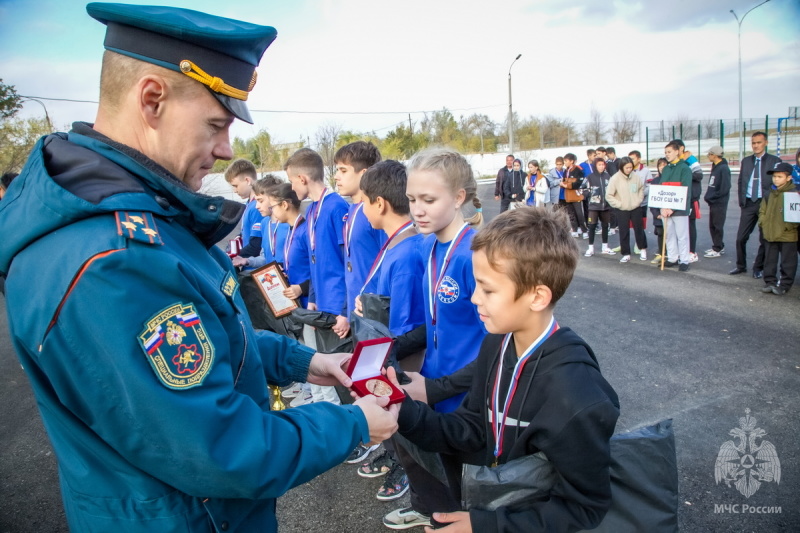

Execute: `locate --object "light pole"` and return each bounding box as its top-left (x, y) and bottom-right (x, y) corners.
top-left (731, 0), bottom-right (770, 164)
top-left (22, 97), bottom-right (53, 131)
top-left (507, 53), bottom-right (521, 153)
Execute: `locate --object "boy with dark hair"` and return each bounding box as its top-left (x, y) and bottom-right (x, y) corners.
top-left (286, 148), bottom-right (349, 405)
top-left (605, 147), bottom-right (619, 176)
top-left (704, 146), bottom-right (731, 258)
top-left (758, 163), bottom-right (798, 295)
top-left (548, 156), bottom-right (566, 211)
top-left (334, 141), bottom-right (386, 333)
top-left (560, 153), bottom-right (588, 238)
top-left (672, 139), bottom-right (704, 263)
top-left (225, 158), bottom-right (263, 263)
top-left (595, 146), bottom-right (607, 161)
top-left (388, 207), bottom-right (619, 532)
top-left (661, 141), bottom-right (693, 271)
top-left (580, 149), bottom-right (596, 178)
top-left (356, 160), bottom-right (425, 501)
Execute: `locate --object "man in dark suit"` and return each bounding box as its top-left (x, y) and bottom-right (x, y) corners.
top-left (494, 154), bottom-right (515, 212)
top-left (729, 131), bottom-right (782, 277)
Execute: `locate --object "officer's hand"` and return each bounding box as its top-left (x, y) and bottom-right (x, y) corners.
top-left (354, 394), bottom-right (399, 444)
top-left (332, 315), bottom-right (350, 338)
top-left (425, 511), bottom-right (472, 533)
top-left (307, 352), bottom-right (352, 388)
top-left (386, 367), bottom-right (427, 403)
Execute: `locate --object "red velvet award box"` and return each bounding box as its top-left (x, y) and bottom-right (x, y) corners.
top-left (346, 337), bottom-right (405, 405)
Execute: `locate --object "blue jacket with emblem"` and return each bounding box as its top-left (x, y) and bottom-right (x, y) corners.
top-left (0, 123), bottom-right (370, 533)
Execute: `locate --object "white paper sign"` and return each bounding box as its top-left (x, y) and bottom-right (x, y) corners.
top-left (785, 191), bottom-right (800, 223)
top-left (648, 184), bottom-right (688, 209)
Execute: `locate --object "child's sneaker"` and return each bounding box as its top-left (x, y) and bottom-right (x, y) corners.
top-left (609, 228), bottom-right (617, 235)
top-left (611, 245), bottom-right (621, 253)
top-left (634, 245), bottom-right (641, 255)
top-left (376, 463), bottom-right (409, 501)
top-left (651, 254), bottom-right (662, 264)
top-left (357, 449), bottom-right (393, 478)
top-left (289, 390), bottom-right (313, 407)
top-left (383, 507), bottom-right (432, 530)
top-left (344, 443), bottom-right (379, 464)
top-left (639, 250), bottom-right (647, 261)
top-left (688, 252), bottom-right (699, 263)
top-left (582, 231), bottom-right (589, 239)
top-left (280, 383), bottom-right (303, 399)
top-left (678, 263), bottom-right (690, 272)
top-left (704, 250), bottom-right (722, 258)
top-left (619, 255), bottom-right (631, 263)
top-left (601, 244), bottom-right (616, 255)
top-left (571, 231), bottom-right (579, 238)
top-left (585, 246), bottom-right (595, 257)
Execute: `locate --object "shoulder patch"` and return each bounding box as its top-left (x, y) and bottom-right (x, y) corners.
top-left (138, 302), bottom-right (214, 389)
top-left (221, 271), bottom-right (239, 298)
top-left (116, 211), bottom-right (163, 245)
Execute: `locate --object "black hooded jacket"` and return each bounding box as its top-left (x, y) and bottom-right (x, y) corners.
top-left (398, 328), bottom-right (620, 533)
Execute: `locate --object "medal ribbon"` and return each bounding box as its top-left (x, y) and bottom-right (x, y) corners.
top-left (308, 188), bottom-right (330, 253)
top-left (426, 223), bottom-right (470, 326)
top-left (267, 220), bottom-right (279, 258)
top-left (343, 203), bottom-right (364, 259)
top-left (359, 221), bottom-right (414, 295)
top-left (283, 215), bottom-right (304, 272)
top-left (491, 317), bottom-right (559, 462)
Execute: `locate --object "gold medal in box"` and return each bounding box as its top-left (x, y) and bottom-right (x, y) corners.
top-left (345, 338), bottom-right (405, 405)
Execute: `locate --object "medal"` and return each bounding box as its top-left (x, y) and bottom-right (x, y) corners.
top-left (311, 254), bottom-right (316, 263)
top-left (490, 318), bottom-right (559, 465)
top-left (283, 215), bottom-right (303, 272)
top-left (358, 221), bottom-right (414, 295)
top-left (427, 223), bottom-right (471, 349)
top-left (347, 261), bottom-right (352, 272)
top-left (343, 203), bottom-right (363, 264)
top-left (308, 188), bottom-right (330, 261)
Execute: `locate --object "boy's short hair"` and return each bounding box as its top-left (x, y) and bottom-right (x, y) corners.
top-left (628, 150), bottom-right (642, 159)
top-left (334, 141), bottom-right (382, 172)
top-left (224, 158), bottom-right (257, 183)
top-left (751, 131), bottom-right (767, 141)
top-left (665, 140), bottom-right (683, 152)
top-left (284, 148), bottom-right (324, 183)
top-left (251, 173), bottom-right (284, 195)
top-left (360, 160), bottom-right (409, 216)
top-left (555, 156), bottom-right (564, 164)
top-left (586, 149), bottom-right (596, 158)
top-left (471, 207), bottom-right (578, 305)
top-left (564, 153), bottom-right (577, 163)
top-left (606, 147), bottom-right (616, 155)
top-left (596, 146), bottom-right (606, 152)
top-left (594, 157), bottom-right (606, 166)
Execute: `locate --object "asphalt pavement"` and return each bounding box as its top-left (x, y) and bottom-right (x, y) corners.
top-left (2, 179), bottom-right (799, 533)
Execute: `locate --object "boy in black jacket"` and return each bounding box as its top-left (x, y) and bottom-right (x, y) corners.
top-left (704, 146), bottom-right (731, 258)
top-left (388, 207), bottom-right (619, 533)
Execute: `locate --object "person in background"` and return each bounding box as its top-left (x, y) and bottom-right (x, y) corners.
top-left (495, 154), bottom-right (515, 212)
top-left (584, 158), bottom-right (615, 257)
top-left (549, 156), bottom-right (566, 212)
top-left (605, 156), bottom-right (647, 262)
top-left (650, 158), bottom-right (669, 264)
top-left (527, 160), bottom-right (550, 208)
top-left (660, 141), bottom-right (693, 272)
top-left (561, 153), bottom-right (588, 239)
top-left (502, 158), bottom-right (526, 209)
top-left (703, 146), bottom-right (731, 258)
top-left (758, 163), bottom-right (798, 296)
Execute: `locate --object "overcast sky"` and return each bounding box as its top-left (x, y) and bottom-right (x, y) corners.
top-left (1, 0), bottom-right (798, 145)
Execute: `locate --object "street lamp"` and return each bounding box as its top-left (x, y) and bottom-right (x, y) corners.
top-left (507, 53), bottom-right (521, 153)
top-left (22, 97), bottom-right (53, 131)
top-left (731, 0), bottom-right (770, 164)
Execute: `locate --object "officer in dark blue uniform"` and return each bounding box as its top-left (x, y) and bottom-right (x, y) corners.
top-left (0, 3), bottom-right (398, 532)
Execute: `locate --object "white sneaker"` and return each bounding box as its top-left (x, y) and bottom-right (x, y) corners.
top-left (582, 232), bottom-right (589, 239)
top-left (601, 245), bottom-right (616, 255)
top-left (634, 245), bottom-right (640, 255)
top-left (585, 246), bottom-right (595, 257)
top-left (609, 228), bottom-right (617, 235)
top-left (571, 231), bottom-right (579, 238)
top-left (639, 250), bottom-right (647, 261)
top-left (688, 252), bottom-right (699, 263)
top-left (290, 391), bottom-right (313, 407)
top-left (383, 507), bottom-right (432, 530)
top-left (281, 383), bottom-right (303, 399)
top-left (620, 255), bottom-right (631, 263)
top-left (704, 250), bottom-right (722, 258)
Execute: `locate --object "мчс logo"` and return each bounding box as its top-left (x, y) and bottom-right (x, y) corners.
top-left (715, 408), bottom-right (781, 498)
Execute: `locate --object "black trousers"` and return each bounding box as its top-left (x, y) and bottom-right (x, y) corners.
top-left (587, 209), bottom-right (611, 245)
top-left (689, 201), bottom-right (698, 254)
top-left (615, 207), bottom-right (648, 256)
top-left (500, 198), bottom-right (511, 213)
top-left (566, 201), bottom-right (587, 233)
top-left (708, 202), bottom-right (727, 252)
top-left (654, 225), bottom-right (664, 255)
top-left (735, 199), bottom-right (766, 271)
top-left (394, 439), bottom-right (461, 518)
top-left (764, 241), bottom-right (798, 290)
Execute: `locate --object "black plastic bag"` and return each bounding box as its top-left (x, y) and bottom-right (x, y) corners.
top-left (289, 308), bottom-right (353, 354)
top-left (238, 272), bottom-right (302, 340)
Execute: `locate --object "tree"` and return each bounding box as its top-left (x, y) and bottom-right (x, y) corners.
top-left (701, 117), bottom-right (718, 140)
top-left (0, 80), bottom-right (23, 120)
top-left (458, 114), bottom-right (496, 154)
top-left (539, 115), bottom-right (578, 148)
top-left (315, 122), bottom-right (342, 185)
top-left (584, 105), bottom-right (607, 145)
top-left (380, 124), bottom-right (428, 160)
top-left (0, 117), bottom-right (52, 174)
top-left (612, 110), bottom-right (640, 143)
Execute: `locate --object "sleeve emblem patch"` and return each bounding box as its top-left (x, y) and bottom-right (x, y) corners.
top-left (138, 302), bottom-right (214, 389)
